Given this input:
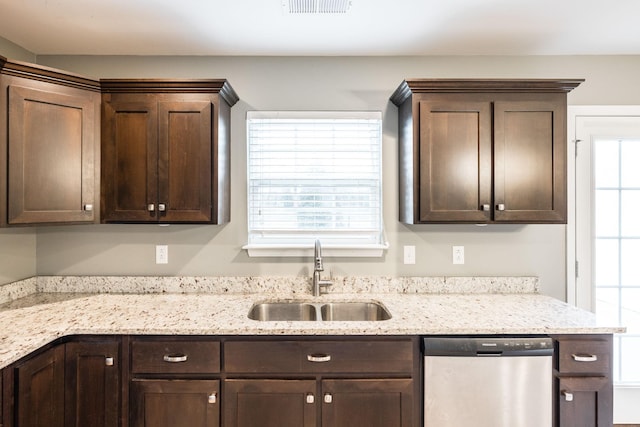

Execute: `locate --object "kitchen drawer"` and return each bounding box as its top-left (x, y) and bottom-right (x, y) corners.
top-left (224, 339), bottom-right (414, 374)
top-left (556, 337), bottom-right (611, 375)
top-left (131, 339), bottom-right (220, 374)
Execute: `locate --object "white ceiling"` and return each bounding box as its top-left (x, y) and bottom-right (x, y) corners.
top-left (1, 0), bottom-right (640, 56)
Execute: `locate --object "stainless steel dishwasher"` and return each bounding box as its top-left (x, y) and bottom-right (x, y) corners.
top-left (423, 336), bottom-right (553, 427)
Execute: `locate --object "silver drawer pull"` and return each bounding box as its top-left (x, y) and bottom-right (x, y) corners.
top-left (83, 204), bottom-right (93, 212)
top-left (481, 204), bottom-right (490, 211)
top-left (496, 203), bottom-right (506, 211)
top-left (306, 393), bottom-right (315, 404)
top-left (208, 393), bottom-right (217, 404)
top-left (105, 356), bottom-right (114, 366)
top-left (324, 393), bottom-right (333, 404)
top-left (158, 203), bottom-right (166, 212)
top-left (163, 354), bottom-right (188, 363)
top-left (147, 204), bottom-right (155, 212)
top-left (307, 354), bottom-right (331, 363)
top-left (572, 353), bottom-right (598, 362)
top-left (562, 390), bottom-right (574, 402)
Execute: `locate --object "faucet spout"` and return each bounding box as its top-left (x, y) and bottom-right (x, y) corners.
top-left (312, 239), bottom-right (332, 296)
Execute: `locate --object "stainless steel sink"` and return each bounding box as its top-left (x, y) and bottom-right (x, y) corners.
top-left (248, 302), bottom-right (317, 321)
top-left (320, 302), bottom-right (392, 321)
top-left (247, 301), bottom-right (391, 321)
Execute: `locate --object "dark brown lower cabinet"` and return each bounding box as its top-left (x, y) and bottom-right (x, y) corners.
top-left (130, 379), bottom-right (220, 427)
top-left (65, 340), bottom-right (121, 427)
top-left (223, 378), bottom-right (413, 427)
top-left (1, 368), bottom-right (4, 427)
top-left (553, 334), bottom-right (614, 427)
top-left (224, 379), bottom-right (315, 427)
top-left (15, 345), bottom-right (65, 427)
top-left (557, 376), bottom-right (612, 427)
top-left (322, 379), bottom-right (414, 427)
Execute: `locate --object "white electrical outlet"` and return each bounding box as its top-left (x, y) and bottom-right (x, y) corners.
top-left (452, 246), bottom-right (464, 265)
top-left (403, 245), bottom-right (416, 264)
top-left (156, 245), bottom-right (169, 264)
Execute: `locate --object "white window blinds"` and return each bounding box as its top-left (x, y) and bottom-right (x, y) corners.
top-left (246, 111), bottom-right (386, 255)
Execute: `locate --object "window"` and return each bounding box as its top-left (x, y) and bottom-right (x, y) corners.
top-left (244, 111), bottom-right (387, 257)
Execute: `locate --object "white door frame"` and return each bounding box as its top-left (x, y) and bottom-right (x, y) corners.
top-left (568, 105), bottom-right (640, 424)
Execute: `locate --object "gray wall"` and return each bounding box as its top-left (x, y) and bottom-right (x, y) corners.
top-left (0, 38), bottom-right (37, 285)
top-left (0, 36), bottom-right (36, 62)
top-left (4, 54), bottom-right (640, 299)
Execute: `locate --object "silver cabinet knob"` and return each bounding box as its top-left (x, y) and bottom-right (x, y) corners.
top-left (158, 203), bottom-right (166, 212)
top-left (324, 393), bottom-right (333, 404)
top-left (83, 204), bottom-right (93, 212)
top-left (481, 204), bottom-right (490, 211)
top-left (562, 390), bottom-right (574, 402)
top-left (105, 356), bottom-right (114, 366)
top-left (496, 204), bottom-right (506, 211)
top-left (306, 394), bottom-right (315, 404)
top-left (147, 204), bottom-right (155, 212)
top-left (208, 393), bottom-right (217, 404)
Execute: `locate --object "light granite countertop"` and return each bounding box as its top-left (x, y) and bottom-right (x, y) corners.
top-left (0, 276), bottom-right (625, 369)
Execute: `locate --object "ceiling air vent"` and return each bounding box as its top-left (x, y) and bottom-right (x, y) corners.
top-left (283, 0), bottom-right (352, 14)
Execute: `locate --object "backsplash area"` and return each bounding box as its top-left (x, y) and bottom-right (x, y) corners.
top-left (1, 276), bottom-right (538, 304)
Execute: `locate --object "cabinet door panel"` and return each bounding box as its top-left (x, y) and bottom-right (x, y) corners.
top-left (224, 379), bottom-right (316, 427)
top-left (65, 340), bottom-right (120, 427)
top-left (16, 345), bottom-right (65, 427)
top-left (8, 85), bottom-right (97, 224)
top-left (322, 379), bottom-right (413, 427)
top-left (494, 99), bottom-right (566, 222)
top-left (131, 379), bottom-right (219, 427)
top-left (1, 368), bottom-right (3, 427)
top-left (102, 100), bottom-right (158, 222)
top-left (158, 101), bottom-right (212, 222)
top-left (418, 100), bottom-right (492, 222)
top-left (557, 376), bottom-right (612, 427)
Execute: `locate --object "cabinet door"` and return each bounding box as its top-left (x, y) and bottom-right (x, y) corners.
top-left (224, 379), bottom-right (316, 427)
top-left (158, 101), bottom-right (213, 222)
top-left (65, 340), bottom-right (120, 427)
top-left (1, 368), bottom-right (3, 427)
top-left (493, 98), bottom-right (566, 223)
top-left (321, 379), bottom-right (413, 427)
top-left (557, 376), bottom-right (612, 427)
top-left (15, 345), bottom-right (65, 427)
top-left (7, 84), bottom-right (98, 224)
top-left (418, 100), bottom-right (492, 222)
top-left (101, 99), bottom-right (159, 222)
top-left (130, 379), bottom-right (219, 427)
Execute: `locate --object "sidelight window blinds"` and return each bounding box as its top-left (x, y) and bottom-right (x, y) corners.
top-left (245, 111), bottom-right (386, 256)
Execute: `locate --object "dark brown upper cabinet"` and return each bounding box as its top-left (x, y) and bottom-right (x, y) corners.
top-left (100, 79), bottom-right (238, 224)
top-left (0, 56), bottom-right (101, 226)
top-left (390, 79), bottom-right (583, 224)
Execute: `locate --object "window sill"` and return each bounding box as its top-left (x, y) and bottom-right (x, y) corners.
top-left (242, 243), bottom-right (389, 258)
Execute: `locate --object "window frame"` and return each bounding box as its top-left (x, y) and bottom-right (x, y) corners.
top-left (243, 110), bottom-right (388, 258)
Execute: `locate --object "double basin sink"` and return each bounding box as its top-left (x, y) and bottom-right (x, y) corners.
top-left (248, 301), bottom-right (391, 322)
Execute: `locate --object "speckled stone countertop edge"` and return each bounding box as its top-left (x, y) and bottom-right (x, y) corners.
top-left (0, 289), bottom-right (625, 370)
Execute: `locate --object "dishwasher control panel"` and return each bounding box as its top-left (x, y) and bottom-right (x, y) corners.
top-left (422, 336), bottom-right (553, 357)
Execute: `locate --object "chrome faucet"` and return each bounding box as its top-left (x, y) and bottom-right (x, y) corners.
top-left (312, 239), bottom-right (333, 296)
